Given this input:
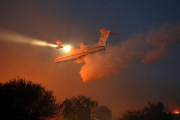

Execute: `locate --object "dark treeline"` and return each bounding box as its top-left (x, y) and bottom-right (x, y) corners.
top-left (119, 101), bottom-right (172, 120)
top-left (0, 78), bottom-right (174, 120)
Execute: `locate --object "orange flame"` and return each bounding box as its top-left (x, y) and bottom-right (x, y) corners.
top-left (172, 109), bottom-right (179, 114)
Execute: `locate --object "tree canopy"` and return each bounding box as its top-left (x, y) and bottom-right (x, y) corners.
top-left (95, 106), bottom-right (112, 120)
top-left (0, 78), bottom-right (60, 120)
top-left (59, 95), bottom-right (98, 120)
top-left (120, 101), bottom-right (172, 120)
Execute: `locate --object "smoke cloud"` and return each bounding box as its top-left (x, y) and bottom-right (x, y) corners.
top-left (79, 23), bottom-right (180, 82)
top-left (0, 30), bottom-right (57, 48)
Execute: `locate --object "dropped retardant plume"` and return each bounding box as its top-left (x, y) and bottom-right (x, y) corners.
top-left (80, 23), bottom-right (180, 82)
top-left (0, 30), bottom-right (57, 48)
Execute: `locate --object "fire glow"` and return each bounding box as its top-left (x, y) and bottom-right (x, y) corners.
top-left (172, 109), bottom-right (179, 114)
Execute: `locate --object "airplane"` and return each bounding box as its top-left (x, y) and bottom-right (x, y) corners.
top-left (54, 28), bottom-right (117, 63)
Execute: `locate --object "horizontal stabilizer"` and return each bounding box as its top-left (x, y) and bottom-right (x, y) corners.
top-left (109, 32), bottom-right (117, 35)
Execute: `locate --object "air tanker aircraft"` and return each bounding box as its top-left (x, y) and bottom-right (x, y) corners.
top-left (54, 28), bottom-right (117, 62)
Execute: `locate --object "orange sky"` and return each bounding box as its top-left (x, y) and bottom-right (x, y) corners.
top-left (1, 0), bottom-right (180, 117)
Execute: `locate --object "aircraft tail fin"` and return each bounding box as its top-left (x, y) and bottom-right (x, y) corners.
top-left (97, 28), bottom-right (117, 46)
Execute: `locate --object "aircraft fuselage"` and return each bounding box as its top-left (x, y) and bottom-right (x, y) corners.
top-left (54, 45), bottom-right (106, 62)
top-left (54, 28), bottom-right (117, 63)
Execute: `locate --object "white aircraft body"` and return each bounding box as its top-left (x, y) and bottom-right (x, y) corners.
top-left (54, 28), bottom-right (116, 63)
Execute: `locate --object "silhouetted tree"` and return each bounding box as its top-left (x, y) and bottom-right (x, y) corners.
top-left (59, 95), bottom-right (98, 120)
top-left (120, 101), bottom-right (172, 120)
top-left (95, 106), bottom-right (112, 120)
top-left (0, 78), bottom-right (60, 120)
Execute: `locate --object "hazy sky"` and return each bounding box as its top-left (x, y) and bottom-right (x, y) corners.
top-left (0, 0), bottom-right (180, 117)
